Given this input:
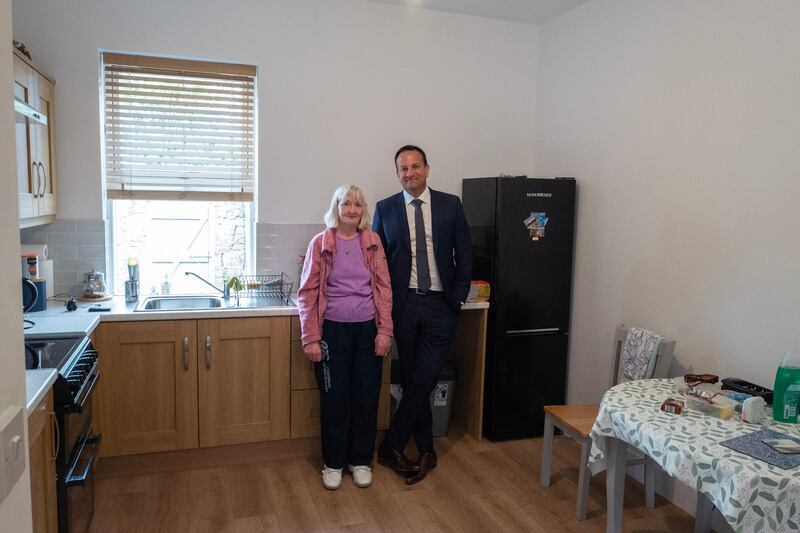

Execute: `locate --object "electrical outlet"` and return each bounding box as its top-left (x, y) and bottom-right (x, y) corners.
top-left (0, 406), bottom-right (26, 503)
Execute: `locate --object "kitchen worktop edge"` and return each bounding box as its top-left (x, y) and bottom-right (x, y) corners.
top-left (26, 368), bottom-right (58, 413)
top-left (25, 296), bottom-right (487, 331)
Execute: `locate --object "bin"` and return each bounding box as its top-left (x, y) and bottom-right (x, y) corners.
top-left (390, 358), bottom-right (457, 437)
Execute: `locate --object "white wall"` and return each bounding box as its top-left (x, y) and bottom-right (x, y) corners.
top-left (536, 0), bottom-right (800, 404)
top-left (12, 0), bottom-right (538, 223)
top-left (536, 2), bottom-right (800, 521)
top-left (0, 0), bottom-right (33, 529)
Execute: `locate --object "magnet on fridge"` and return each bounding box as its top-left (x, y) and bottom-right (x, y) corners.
top-left (523, 212), bottom-right (548, 241)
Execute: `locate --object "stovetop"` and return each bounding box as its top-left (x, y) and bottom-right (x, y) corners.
top-left (25, 337), bottom-right (85, 372)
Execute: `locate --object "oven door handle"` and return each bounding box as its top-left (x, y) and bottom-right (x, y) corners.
top-left (66, 433), bottom-right (101, 487)
top-left (68, 365), bottom-right (100, 414)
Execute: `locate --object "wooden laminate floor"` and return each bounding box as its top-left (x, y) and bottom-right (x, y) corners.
top-left (91, 426), bottom-right (696, 532)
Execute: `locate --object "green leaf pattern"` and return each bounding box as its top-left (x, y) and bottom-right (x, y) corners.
top-left (588, 379), bottom-right (800, 532)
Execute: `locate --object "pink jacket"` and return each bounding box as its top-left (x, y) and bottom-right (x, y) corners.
top-left (297, 227), bottom-right (393, 346)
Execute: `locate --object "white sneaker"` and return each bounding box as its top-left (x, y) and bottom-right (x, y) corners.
top-left (348, 464), bottom-right (372, 488)
top-left (322, 466), bottom-right (342, 490)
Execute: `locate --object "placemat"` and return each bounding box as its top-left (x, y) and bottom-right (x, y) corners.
top-left (720, 428), bottom-right (800, 470)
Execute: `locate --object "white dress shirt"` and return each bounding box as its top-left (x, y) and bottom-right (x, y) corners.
top-left (403, 187), bottom-right (443, 292)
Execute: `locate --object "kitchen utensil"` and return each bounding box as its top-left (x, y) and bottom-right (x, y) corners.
top-left (127, 257), bottom-right (139, 280)
top-left (81, 269), bottom-right (107, 298)
top-left (125, 280), bottom-right (139, 302)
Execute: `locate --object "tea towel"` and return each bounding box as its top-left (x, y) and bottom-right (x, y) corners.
top-left (621, 327), bottom-right (662, 380)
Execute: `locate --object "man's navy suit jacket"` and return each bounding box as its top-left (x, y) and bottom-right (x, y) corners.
top-left (373, 188), bottom-right (473, 319)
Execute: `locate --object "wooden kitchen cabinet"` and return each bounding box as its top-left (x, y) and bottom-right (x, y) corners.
top-left (13, 49), bottom-right (57, 228)
top-left (93, 316), bottom-right (290, 457)
top-left (198, 317), bottom-right (290, 446)
top-left (289, 316), bottom-right (391, 439)
top-left (28, 389), bottom-right (58, 533)
top-left (93, 320), bottom-right (199, 457)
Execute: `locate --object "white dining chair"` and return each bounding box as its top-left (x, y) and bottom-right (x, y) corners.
top-left (540, 324), bottom-right (676, 520)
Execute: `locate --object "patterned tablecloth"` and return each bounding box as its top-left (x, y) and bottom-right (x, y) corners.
top-left (589, 378), bottom-right (800, 533)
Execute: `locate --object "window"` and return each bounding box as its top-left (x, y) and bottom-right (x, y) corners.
top-left (101, 53), bottom-right (256, 294)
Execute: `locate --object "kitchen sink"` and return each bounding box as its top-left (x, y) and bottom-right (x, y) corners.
top-left (135, 295), bottom-right (225, 312)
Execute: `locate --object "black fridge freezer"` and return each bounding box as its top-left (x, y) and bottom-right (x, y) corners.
top-left (462, 176), bottom-right (576, 441)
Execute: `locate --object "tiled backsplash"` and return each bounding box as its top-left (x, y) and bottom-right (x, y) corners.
top-left (256, 223), bottom-right (323, 291)
top-left (22, 220), bottom-right (324, 298)
top-left (21, 219), bottom-right (108, 298)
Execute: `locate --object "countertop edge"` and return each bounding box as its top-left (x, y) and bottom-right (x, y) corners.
top-left (26, 369), bottom-right (58, 412)
top-left (26, 296), bottom-right (487, 333)
top-left (98, 306), bottom-right (300, 322)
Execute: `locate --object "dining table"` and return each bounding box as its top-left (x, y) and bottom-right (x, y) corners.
top-left (589, 378), bottom-right (800, 533)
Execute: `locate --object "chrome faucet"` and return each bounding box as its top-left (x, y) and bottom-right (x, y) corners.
top-left (185, 271), bottom-right (230, 299)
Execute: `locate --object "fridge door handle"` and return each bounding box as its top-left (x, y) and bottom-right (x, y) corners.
top-left (506, 327), bottom-right (561, 336)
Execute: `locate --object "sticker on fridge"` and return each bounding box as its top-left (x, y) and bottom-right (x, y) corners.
top-left (524, 212), bottom-right (548, 241)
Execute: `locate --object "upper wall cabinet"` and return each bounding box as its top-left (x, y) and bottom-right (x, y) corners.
top-left (13, 48), bottom-right (57, 228)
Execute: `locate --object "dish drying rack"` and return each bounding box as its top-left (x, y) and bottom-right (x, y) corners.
top-left (237, 273), bottom-right (293, 301)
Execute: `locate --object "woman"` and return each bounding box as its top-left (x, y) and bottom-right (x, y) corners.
top-left (297, 184), bottom-right (393, 490)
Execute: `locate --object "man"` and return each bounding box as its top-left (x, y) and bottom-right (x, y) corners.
top-left (372, 145), bottom-right (472, 484)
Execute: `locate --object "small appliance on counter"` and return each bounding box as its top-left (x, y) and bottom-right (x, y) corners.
top-left (22, 277), bottom-right (38, 312)
top-left (80, 268), bottom-right (111, 302)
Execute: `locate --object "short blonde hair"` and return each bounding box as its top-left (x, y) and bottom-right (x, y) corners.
top-left (323, 185), bottom-right (371, 230)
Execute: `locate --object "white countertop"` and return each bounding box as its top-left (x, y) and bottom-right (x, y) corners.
top-left (21, 299), bottom-right (486, 411)
top-left (23, 313), bottom-right (101, 339)
top-left (22, 295), bottom-right (487, 336)
top-left (26, 369), bottom-right (58, 412)
top-left (23, 294), bottom-right (299, 330)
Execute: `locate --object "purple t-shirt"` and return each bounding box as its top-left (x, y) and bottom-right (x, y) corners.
top-left (324, 234), bottom-right (375, 323)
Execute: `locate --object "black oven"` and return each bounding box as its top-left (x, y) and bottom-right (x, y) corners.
top-left (26, 336), bottom-right (101, 533)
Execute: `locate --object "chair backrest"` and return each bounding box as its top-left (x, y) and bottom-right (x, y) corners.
top-left (609, 324), bottom-right (676, 387)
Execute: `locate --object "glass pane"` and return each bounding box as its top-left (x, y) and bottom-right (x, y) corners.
top-left (111, 199), bottom-right (250, 295)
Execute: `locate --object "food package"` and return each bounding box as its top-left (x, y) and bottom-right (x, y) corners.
top-left (466, 280), bottom-right (491, 302)
top-left (686, 395), bottom-right (737, 419)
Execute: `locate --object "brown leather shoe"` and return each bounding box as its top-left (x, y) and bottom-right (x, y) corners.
top-left (404, 451), bottom-right (438, 485)
top-left (378, 445), bottom-right (420, 474)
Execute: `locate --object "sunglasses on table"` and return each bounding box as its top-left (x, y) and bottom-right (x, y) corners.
top-left (684, 374), bottom-right (719, 386)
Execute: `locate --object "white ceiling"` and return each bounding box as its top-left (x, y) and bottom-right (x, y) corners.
top-left (366, 0), bottom-right (589, 25)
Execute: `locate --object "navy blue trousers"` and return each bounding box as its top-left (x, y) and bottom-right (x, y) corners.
top-left (315, 319), bottom-right (383, 469)
top-left (385, 291), bottom-right (458, 454)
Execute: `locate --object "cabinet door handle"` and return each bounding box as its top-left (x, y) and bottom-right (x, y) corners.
top-left (36, 161), bottom-right (43, 198)
top-left (38, 162), bottom-right (47, 196)
top-left (183, 337), bottom-right (189, 370)
top-left (205, 335), bottom-right (212, 369)
top-left (50, 411), bottom-right (60, 462)
top-left (31, 161), bottom-right (40, 198)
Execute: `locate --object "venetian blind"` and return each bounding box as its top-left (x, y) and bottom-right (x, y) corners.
top-left (103, 53), bottom-right (256, 201)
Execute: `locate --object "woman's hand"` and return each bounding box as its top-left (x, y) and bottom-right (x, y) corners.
top-left (375, 333), bottom-right (392, 357)
top-left (303, 341), bottom-right (323, 362)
